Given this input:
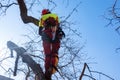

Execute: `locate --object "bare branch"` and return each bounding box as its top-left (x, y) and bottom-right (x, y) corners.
top-left (64, 1), bottom-right (81, 21)
top-left (0, 56), bottom-right (11, 62)
top-left (0, 2), bottom-right (17, 15)
top-left (84, 74), bottom-right (96, 80)
top-left (112, 0), bottom-right (120, 18)
top-left (116, 47), bottom-right (120, 53)
top-left (25, 66), bottom-right (31, 80)
top-left (91, 71), bottom-right (115, 80)
top-left (17, 0), bottom-right (39, 26)
top-left (7, 41), bottom-right (45, 80)
top-left (79, 63), bottom-right (115, 80)
top-left (79, 63), bottom-right (87, 80)
top-left (105, 0), bottom-right (120, 35)
top-left (0, 3), bottom-right (17, 8)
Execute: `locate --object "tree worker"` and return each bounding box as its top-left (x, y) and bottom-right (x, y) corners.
top-left (17, 0), bottom-right (65, 79)
top-left (38, 9), bottom-right (65, 80)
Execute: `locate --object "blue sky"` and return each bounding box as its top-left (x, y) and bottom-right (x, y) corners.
top-left (79, 0), bottom-right (120, 80)
top-left (0, 0), bottom-right (120, 80)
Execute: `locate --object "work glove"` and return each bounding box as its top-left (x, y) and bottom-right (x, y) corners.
top-left (57, 27), bottom-right (65, 39)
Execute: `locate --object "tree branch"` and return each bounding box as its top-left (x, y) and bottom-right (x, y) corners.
top-left (17, 0), bottom-right (39, 26)
top-left (7, 41), bottom-right (45, 80)
top-left (91, 71), bottom-right (115, 80)
top-left (112, 0), bottom-right (120, 18)
top-left (79, 63), bottom-right (115, 80)
top-left (79, 63), bottom-right (87, 80)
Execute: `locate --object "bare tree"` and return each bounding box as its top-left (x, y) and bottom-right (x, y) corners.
top-left (0, 0), bottom-right (83, 80)
top-left (104, 0), bottom-right (120, 34)
top-left (104, 0), bottom-right (120, 53)
top-left (0, 0), bottom-right (115, 80)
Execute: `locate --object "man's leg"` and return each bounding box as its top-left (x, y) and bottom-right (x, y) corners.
top-left (50, 42), bottom-right (60, 74)
top-left (43, 41), bottom-right (52, 80)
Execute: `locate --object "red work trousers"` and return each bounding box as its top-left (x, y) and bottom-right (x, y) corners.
top-left (43, 41), bottom-right (60, 80)
top-left (42, 28), bottom-right (60, 80)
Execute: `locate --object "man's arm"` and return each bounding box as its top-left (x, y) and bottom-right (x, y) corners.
top-left (17, 0), bottom-right (39, 26)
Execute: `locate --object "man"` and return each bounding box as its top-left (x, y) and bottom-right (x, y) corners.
top-left (39, 9), bottom-right (65, 80)
top-left (17, 0), bottom-right (65, 79)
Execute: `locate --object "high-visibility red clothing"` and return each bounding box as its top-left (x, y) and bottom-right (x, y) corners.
top-left (42, 28), bottom-right (60, 80)
top-left (39, 13), bottom-right (65, 80)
